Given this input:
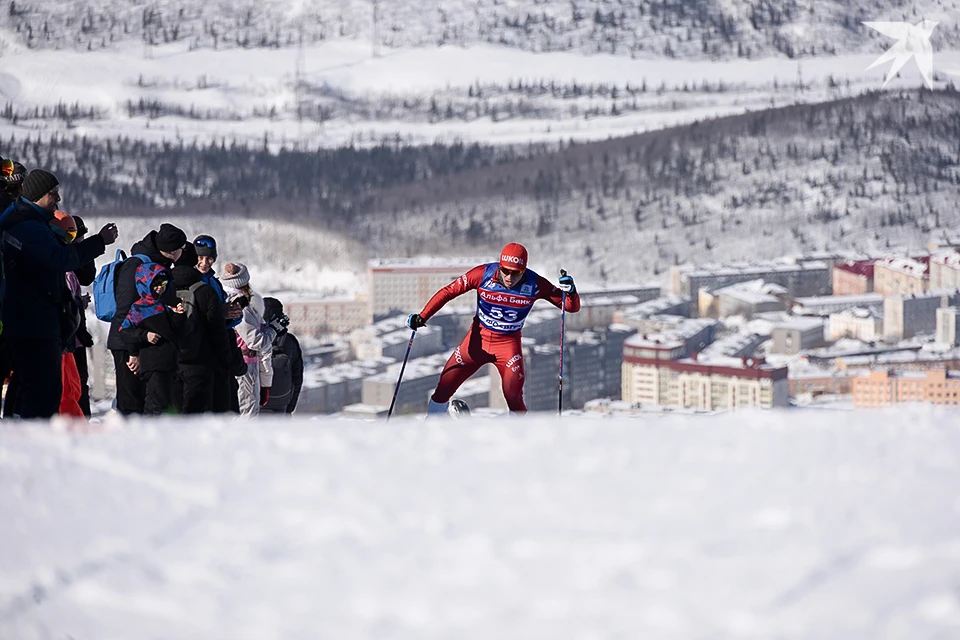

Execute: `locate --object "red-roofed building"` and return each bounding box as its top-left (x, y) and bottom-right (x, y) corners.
top-left (832, 259), bottom-right (875, 295)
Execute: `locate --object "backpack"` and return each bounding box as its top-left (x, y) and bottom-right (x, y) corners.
top-left (264, 333), bottom-right (294, 411)
top-left (93, 250), bottom-right (152, 322)
top-left (177, 281), bottom-right (205, 360)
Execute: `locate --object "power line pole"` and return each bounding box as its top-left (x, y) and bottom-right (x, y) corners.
top-left (295, 25), bottom-right (305, 148)
top-left (372, 0), bottom-right (379, 58)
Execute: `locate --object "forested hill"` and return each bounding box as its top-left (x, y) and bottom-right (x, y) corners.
top-left (5, 88), bottom-right (959, 281)
top-left (4, 0), bottom-right (959, 60)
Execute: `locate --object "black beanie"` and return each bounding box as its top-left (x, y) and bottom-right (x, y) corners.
top-left (175, 241), bottom-right (199, 267)
top-left (156, 223), bottom-right (187, 253)
top-left (21, 169), bottom-right (59, 202)
top-left (263, 297), bottom-right (283, 322)
top-left (194, 234), bottom-right (218, 259)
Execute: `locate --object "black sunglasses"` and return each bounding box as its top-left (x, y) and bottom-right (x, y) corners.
top-left (499, 266), bottom-right (524, 277)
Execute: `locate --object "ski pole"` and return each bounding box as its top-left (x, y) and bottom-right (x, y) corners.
top-left (387, 329), bottom-right (417, 421)
top-left (558, 268), bottom-right (567, 416)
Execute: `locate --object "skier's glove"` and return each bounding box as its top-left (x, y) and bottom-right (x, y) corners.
top-left (260, 387), bottom-right (271, 407)
top-left (269, 318), bottom-right (286, 334)
top-left (558, 273), bottom-right (576, 294)
top-left (406, 313), bottom-right (427, 330)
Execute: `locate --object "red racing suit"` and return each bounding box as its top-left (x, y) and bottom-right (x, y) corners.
top-left (419, 263), bottom-right (580, 413)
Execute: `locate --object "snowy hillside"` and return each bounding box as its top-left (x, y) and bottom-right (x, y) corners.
top-left (0, 4), bottom-right (957, 150)
top-left (5, 0), bottom-right (960, 59)
top-left (2, 407), bottom-right (960, 638)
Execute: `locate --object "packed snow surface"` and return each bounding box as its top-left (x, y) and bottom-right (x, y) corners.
top-left (2, 406), bottom-right (960, 639)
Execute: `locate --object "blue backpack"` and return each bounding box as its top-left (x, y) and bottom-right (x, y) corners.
top-left (93, 250), bottom-right (152, 322)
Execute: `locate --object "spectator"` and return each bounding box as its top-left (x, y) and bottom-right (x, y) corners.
top-left (0, 158), bottom-right (25, 416)
top-left (221, 263), bottom-right (275, 417)
top-left (261, 297), bottom-right (304, 415)
top-left (0, 169), bottom-right (118, 418)
top-left (51, 211), bottom-right (85, 419)
top-left (170, 244), bottom-right (235, 414)
top-left (71, 215), bottom-right (95, 417)
top-left (194, 234), bottom-right (243, 412)
top-left (106, 223), bottom-right (186, 415)
top-left (119, 263), bottom-right (186, 415)
top-left (0, 158), bottom-right (26, 213)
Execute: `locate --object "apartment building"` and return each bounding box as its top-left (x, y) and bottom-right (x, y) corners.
top-left (793, 293), bottom-right (884, 317)
top-left (936, 307), bottom-right (960, 346)
top-left (873, 257), bottom-right (929, 296)
top-left (368, 258), bottom-right (481, 320)
top-left (930, 252), bottom-right (960, 290)
top-left (883, 290), bottom-right (960, 340)
top-left (769, 318), bottom-right (825, 355)
top-left (622, 343), bottom-right (789, 410)
top-left (852, 369), bottom-right (960, 407)
top-left (670, 260), bottom-right (831, 302)
top-left (832, 260), bottom-right (875, 295)
top-left (270, 291), bottom-right (370, 337)
top-left (828, 306), bottom-right (883, 342)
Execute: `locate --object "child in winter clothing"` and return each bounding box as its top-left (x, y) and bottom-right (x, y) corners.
top-left (119, 263), bottom-right (186, 415)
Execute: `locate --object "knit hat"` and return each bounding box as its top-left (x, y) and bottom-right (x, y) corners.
top-left (21, 169), bottom-right (59, 202)
top-left (156, 223), bottom-right (187, 253)
top-left (221, 262), bottom-right (250, 289)
top-left (499, 242), bottom-right (528, 271)
top-left (194, 234), bottom-right (218, 259)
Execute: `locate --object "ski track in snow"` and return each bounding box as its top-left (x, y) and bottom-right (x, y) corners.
top-left (1, 407), bottom-right (960, 638)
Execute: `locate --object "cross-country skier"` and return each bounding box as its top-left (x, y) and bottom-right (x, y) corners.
top-left (406, 242), bottom-right (579, 415)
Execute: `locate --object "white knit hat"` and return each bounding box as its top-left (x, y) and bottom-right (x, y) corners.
top-left (221, 262), bottom-right (250, 289)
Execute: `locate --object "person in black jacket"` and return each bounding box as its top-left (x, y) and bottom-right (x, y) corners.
top-left (106, 223), bottom-right (186, 415)
top-left (70, 214), bottom-right (95, 417)
top-left (170, 244), bottom-right (235, 414)
top-left (0, 158), bottom-right (25, 416)
top-left (119, 263), bottom-right (186, 415)
top-left (0, 169), bottom-right (118, 419)
top-left (261, 297), bottom-right (304, 414)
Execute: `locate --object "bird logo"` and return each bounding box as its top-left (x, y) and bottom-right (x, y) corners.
top-left (863, 20), bottom-right (939, 88)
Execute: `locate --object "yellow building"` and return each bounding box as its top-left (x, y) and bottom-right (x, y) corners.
top-left (852, 369), bottom-right (960, 407)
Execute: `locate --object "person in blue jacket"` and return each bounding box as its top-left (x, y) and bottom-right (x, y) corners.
top-left (194, 234), bottom-right (245, 413)
top-left (0, 169), bottom-right (119, 418)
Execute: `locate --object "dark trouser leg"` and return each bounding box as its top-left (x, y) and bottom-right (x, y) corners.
top-left (111, 349), bottom-right (145, 415)
top-left (212, 367), bottom-right (232, 413)
top-left (0, 336), bottom-right (12, 419)
top-left (179, 365), bottom-right (215, 414)
top-left (11, 338), bottom-right (63, 419)
top-left (74, 347), bottom-right (91, 417)
top-left (229, 375), bottom-right (240, 413)
top-left (142, 370), bottom-right (175, 416)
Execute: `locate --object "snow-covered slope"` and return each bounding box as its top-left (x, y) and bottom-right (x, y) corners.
top-left (6, 0), bottom-right (960, 59)
top-left (2, 407), bottom-right (960, 639)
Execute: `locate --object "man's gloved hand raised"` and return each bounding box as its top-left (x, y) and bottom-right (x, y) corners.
top-left (406, 313), bottom-right (427, 330)
top-left (558, 271), bottom-right (576, 294)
